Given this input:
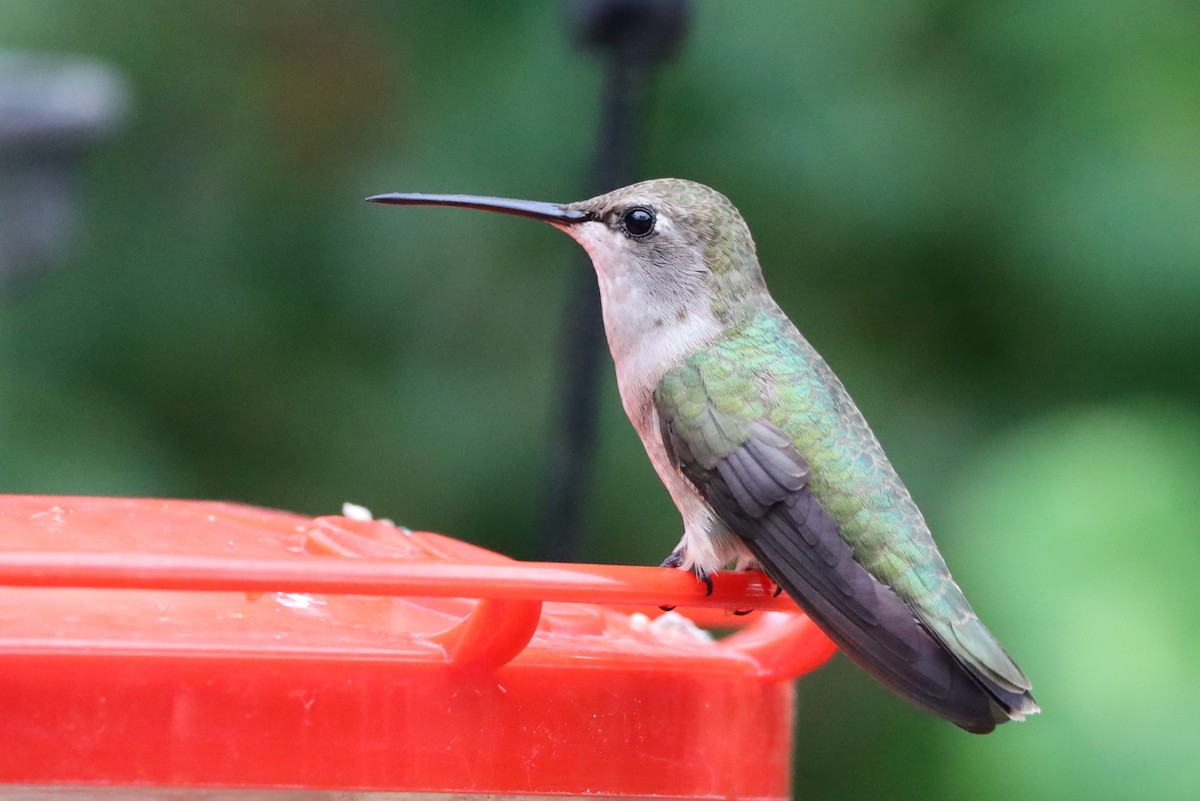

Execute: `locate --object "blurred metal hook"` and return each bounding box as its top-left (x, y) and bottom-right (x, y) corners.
top-left (538, 0), bottom-right (693, 561)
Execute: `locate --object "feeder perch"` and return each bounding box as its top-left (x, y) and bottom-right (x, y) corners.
top-left (0, 495), bottom-right (836, 799)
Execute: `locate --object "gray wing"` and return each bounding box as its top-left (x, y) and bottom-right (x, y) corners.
top-left (659, 412), bottom-right (1026, 733)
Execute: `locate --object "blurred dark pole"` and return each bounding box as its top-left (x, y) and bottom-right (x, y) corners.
top-left (538, 0), bottom-right (691, 561)
top-left (0, 53), bottom-right (129, 294)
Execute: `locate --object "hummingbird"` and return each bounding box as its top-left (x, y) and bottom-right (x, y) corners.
top-left (368, 178), bottom-right (1038, 733)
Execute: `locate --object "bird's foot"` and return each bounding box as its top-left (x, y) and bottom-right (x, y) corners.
top-left (659, 550), bottom-right (685, 569)
top-left (659, 550), bottom-right (714, 610)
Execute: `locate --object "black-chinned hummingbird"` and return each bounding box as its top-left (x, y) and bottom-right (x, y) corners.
top-left (369, 179), bottom-right (1038, 733)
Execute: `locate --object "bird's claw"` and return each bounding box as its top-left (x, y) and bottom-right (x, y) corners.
top-left (659, 550), bottom-right (714, 605)
top-left (731, 570), bottom-right (779, 614)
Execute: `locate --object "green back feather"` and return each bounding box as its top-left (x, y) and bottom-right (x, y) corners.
top-left (654, 308), bottom-right (1031, 692)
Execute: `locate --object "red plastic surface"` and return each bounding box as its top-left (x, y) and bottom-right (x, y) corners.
top-left (0, 495), bottom-right (836, 799)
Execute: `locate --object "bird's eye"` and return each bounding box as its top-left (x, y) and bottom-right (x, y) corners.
top-left (620, 206), bottom-right (656, 238)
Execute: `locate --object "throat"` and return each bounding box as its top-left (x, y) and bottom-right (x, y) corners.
top-left (599, 284), bottom-right (722, 406)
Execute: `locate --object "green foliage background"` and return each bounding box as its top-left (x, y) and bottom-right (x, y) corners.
top-left (2, 2), bottom-right (1198, 798)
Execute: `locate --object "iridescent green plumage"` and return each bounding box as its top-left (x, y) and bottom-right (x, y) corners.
top-left (655, 305), bottom-right (1035, 731)
top-left (660, 309), bottom-right (940, 602)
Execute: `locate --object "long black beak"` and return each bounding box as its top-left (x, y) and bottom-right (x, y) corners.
top-left (366, 192), bottom-right (593, 225)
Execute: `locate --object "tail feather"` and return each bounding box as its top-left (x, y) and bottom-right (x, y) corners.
top-left (947, 616), bottom-right (1030, 692)
top-left (734, 485), bottom-right (1037, 733)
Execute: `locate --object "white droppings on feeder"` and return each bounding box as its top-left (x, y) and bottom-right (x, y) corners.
top-left (341, 502), bottom-right (402, 528)
top-left (650, 611), bottom-right (714, 642)
top-left (630, 611), bottom-right (714, 644)
top-left (275, 593), bottom-right (328, 616)
top-left (341, 502), bottom-right (374, 521)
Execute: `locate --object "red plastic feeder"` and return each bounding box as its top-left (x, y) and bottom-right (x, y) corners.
top-left (0, 495), bottom-right (835, 799)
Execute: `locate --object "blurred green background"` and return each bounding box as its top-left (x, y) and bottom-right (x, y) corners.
top-left (2, 1), bottom-right (1198, 799)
